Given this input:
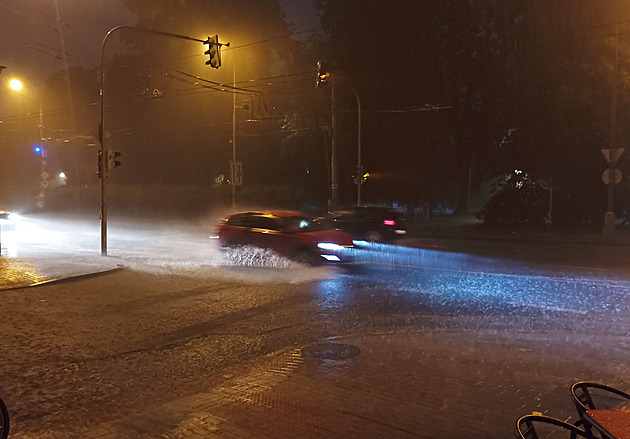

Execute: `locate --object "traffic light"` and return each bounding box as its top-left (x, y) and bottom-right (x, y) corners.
top-left (33, 145), bottom-right (43, 155)
top-left (316, 61), bottom-right (330, 87)
top-left (353, 166), bottom-right (369, 185)
top-left (106, 149), bottom-right (121, 170)
top-left (204, 35), bottom-right (221, 69)
top-left (97, 151), bottom-right (104, 178)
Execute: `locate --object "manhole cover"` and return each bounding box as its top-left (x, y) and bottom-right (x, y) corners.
top-left (301, 342), bottom-right (361, 360)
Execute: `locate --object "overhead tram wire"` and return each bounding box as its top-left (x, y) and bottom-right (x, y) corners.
top-left (167, 67), bottom-right (264, 96)
top-left (151, 6), bottom-right (390, 66)
top-left (154, 69), bottom-right (272, 116)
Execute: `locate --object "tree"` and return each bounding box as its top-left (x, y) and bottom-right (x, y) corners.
top-left (476, 171), bottom-right (549, 228)
top-left (313, 0), bottom-right (630, 224)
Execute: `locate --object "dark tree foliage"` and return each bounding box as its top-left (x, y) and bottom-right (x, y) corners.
top-left (20, 0), bottom-right (630, 219)
top-left (314, 0), bottom-right (630, 223)
top-left (476, 172), bottom-right (549, 228)
top-left (314, 0), bottom-right (518, 209)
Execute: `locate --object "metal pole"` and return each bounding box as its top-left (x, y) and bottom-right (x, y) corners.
top-left (38, 101), bottom-right (47, 211)
top-left (352, 87), bottom-right (362, 207)
top-left (100, 31), bottom-right (108, 255)
top-left (99, 26), bottom-right (210, 255)
top-left (331, 83), bottom-right (363, 210)
top-left (331, 86), bottom-right (338, 211)
top-left (604, 30), bottom-right (619, 239)
top-left (232, 61), bottom-right (236, 211)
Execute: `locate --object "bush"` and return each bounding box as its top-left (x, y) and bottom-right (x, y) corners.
top-left (476, 172), bottom-right (550, 228)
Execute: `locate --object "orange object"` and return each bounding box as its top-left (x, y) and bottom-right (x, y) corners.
top-left (588, 409), bottom-right (630, 439)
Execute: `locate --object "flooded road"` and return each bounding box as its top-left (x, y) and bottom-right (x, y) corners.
top-left (2, 213), bottom-right (630, 438)
top-left (4, 212), bottom-right (630, 335)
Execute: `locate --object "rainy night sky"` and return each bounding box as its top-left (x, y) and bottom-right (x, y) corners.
top-left (2, 2), bottom-right (630, 223)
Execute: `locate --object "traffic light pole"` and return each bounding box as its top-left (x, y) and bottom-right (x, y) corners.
top-left (232, 62), bottom-right (237, 212)
top-left (347, 85), bottom-right (362, 207)
top-left (330, 86), bottom-right (338, 211)
top-left (331, 83), bottom-right (362, 208)
top-left (99, 26), bottom-right (211, 255)
top-left (603, 31), bottom-right (619, 240)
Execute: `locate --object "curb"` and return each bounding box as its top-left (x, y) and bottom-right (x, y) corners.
top-left (0, 266), bottom-right (125, 291)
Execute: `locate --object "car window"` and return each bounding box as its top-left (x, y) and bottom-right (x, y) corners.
top-left (294, 217), bottom-right (335, 232)
top-left (276, 216), bottom-right (309, 231)
top-left (227, 216), bottom-right (254, 227)
top-left (249, 216), bottom-right (282, 230)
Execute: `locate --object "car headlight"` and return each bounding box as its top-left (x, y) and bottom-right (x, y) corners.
top-left (317, 242), bottom-right (345, 251)
top-left (321, 254), bottom-right (341, 262)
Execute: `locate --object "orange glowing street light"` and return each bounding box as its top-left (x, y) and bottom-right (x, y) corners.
top-left (9, 79), bottom-right (22, 91)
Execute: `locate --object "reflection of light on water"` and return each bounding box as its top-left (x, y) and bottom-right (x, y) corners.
top-left (5, 214), bottom-right (628, 317)
top-left (320, 242), bottom-right (630, 315)
top-left (316, 277), bottom-right (351, 308)
top-left (1, 215), bottom-right (37, 257)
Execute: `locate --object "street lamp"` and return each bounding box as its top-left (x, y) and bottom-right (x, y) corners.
top-left (9, 79), bottom-right (22, 91)
top-left (7, 77), bottom-right (48, 210)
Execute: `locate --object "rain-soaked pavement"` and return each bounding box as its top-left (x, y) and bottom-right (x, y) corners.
top-left (1, 213), bottom-right (630, 438)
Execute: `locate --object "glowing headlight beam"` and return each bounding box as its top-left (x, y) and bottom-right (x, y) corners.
top-left (317, 242), bottom-right (345, 251)
top-left (321, 254), bottom-right (341, 262)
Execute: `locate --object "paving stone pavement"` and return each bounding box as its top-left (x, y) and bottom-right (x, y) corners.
top-left (3, 236), bottom-right (630, 438)
top-left (0, 254), bottom-right (121, 290)
top-left (54, 330), bottom-right (626, 439)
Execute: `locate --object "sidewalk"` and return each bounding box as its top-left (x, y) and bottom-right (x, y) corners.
top-left (74, 330), bottom-right (623, 439)
top-left (0, 252), bottom-right (121, 290)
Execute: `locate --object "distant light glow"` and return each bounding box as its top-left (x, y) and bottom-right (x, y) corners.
top-left (318, 242), bottom-right (344, 251)
top-left (383, 219), bottom-right (396, 226)
top-left (321, 254), bottom-right (341, 262)
top-left (33, 145), bottom-right (42, 154)
top-left (59, 172), bottom-right (66, 178)
top-left (9, 79), bottom-right (22, 91)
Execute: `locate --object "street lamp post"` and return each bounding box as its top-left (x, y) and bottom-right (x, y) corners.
top-left (332, 83), bottom-right (362, 208)
top-left (99, 25), bottom-right (216, 255)
top-left (317, 63), bottom-right (363, 210)
top-left (348, 86), bottom-right (362, 207)
top-left (232, 61), bottom-right (237, 211)
top-left (7, 78), bottom-right (49, 210)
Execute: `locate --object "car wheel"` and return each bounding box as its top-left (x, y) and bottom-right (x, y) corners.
top-left (365, 230), bottom-right (384, 243)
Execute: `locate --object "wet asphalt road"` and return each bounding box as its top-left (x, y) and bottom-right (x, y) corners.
top-left (1, 213), bottom-right (630, 437)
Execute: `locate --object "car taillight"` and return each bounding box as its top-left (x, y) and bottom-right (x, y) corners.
top-left (383, 219), bottom-right (396, 226)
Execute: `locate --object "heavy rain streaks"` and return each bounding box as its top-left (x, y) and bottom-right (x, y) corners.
top-left (316, 241), bottom-right (630, 333)
top-left (4, 213), bottom-right (630, 333)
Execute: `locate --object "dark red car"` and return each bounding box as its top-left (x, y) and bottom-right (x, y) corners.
top-left (215, 210), bottom-right (355, 265)
top-left (328, 206), bottom-right (406, 243)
